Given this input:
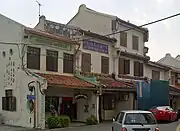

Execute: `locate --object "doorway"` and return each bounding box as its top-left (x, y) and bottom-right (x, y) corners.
top-left (61, 97), bottom-right (76, 120)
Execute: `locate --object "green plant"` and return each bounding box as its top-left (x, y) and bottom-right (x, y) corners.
top-left (85, 115), bottom-right (98, 125)
top-left (47, 116), bottom-right (61, 129)
top-left (59, 115), bottom-right (71, 127)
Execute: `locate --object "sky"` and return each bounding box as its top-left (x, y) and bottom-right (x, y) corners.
top-left (0, 0), bottom-right (180, 61)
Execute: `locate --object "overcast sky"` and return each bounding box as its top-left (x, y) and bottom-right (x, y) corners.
top-left (0, 0), bottom-right (180, 61)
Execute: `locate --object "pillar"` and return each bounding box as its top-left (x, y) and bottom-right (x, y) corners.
top-left (91, 92), bottom-right (99, 123)
top-left (36, 81), bottom-right (46, 129)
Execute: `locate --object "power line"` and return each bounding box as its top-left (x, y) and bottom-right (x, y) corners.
top-left (1, 12), bottom-right (180, 48)
top-left (79, 12), bottom-right (180, 42)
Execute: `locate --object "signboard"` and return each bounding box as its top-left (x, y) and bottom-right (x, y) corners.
top-left (27, 95), bottom-right (35, 100)
top-left (30, 35), bottom-right (72, 51)
top-left (83, 40), bottom-right (108, 54)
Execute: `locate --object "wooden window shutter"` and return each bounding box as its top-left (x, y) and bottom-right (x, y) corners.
top-left (2, 97), bottom-right (6, 110)
top-left (124, 59), bottom-right (130, 74)
top-left (11, 96), bottom-right (16, 111)
top-left (134, 61), bottom-right (139, 76)
top-left (152, 70), bottom-right (160, 80)
top-left (139, 63), bottom-right (144, 77)
top-left (119, 58), bottom-right (125, 74)
top-left (63, 53), bottom-right (73, 73)
top-left (81, 52), bottom-right (91, 72)
top-left (132, 35), bottom-right (139, 51)
top-left (120, 32), bottom-right (127, 47)
top-left (27, 46), bottom-right (40, 70)
top-left (46, 50), bottom-right (58, 72)
top-left (101, 56), bottom-right (109, 74)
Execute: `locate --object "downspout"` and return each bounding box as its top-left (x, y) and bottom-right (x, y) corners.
top-left (113, 48), bottom-right (121, 79)
top-left (20, 37), bottom-right (47, 129)
top-left (73, 32), bottom-right (83, 72)
top-left (73, 43), bottom-right (81, 72)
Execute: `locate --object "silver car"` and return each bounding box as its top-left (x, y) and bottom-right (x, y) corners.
top-left (112, 110), bottom-right (160, 131)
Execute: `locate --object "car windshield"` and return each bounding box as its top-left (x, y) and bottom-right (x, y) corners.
top-left (124, 113), bottom-right (157, 125)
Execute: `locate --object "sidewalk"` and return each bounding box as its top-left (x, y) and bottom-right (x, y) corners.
top-left (0, 124), bottom-right (33, 131)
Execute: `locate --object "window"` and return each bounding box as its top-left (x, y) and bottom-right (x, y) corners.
top-left (27, 46), bottom-right (40, 70)
top-left (152, 70), bottom-right (160, 80)
top-left (63, 53), bottom-right (73, 73)
top-left (103, 94), bottom-right (116, 110)
top-left (134, 61), bottom-right (143, 77)
top-left (46, 50), bottom-right (58, 72)
top-left (115, 112), bottom-right (125, 123)
top-left (170, 75), bottom-right (175, 85)
top-left (101, 56), bottom-right (109, 74)
top-left (120, 32), bottom-right (127, 47)
top-left (2, 90), bottom-right (16, 111)
top-left (124, 113), bottom-right (157, 125)
top-left (132, 35), bottom-right (139, 51)
top-left (118, 58), bottom-right (130, 74)
top-left (81, 52), bottom-right (91, 72)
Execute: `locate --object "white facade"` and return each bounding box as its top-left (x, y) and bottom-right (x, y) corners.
top-left (76, 36), bottom-right (114, 74)
top-left (67, 4), bottom-right (148, 77)
top-left (158, 53), bottom-right (180, 68)
top-left (0, 14), bottom-right (47, 129)
top-left (144, 63), bottom-right (169, 81)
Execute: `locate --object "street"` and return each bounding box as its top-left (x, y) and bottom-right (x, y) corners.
top-left (0, 121), bottom-right (179, 131)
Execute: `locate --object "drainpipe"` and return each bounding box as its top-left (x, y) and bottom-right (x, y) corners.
top-left (113, 48), bottom-right (121, 79)
top-left (73, 38), bottom-right (82, 72)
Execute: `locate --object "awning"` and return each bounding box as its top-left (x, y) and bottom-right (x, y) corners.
top-left (37, 73), bottom-right (95, 88)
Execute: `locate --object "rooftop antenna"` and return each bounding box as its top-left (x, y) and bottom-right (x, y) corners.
top-left (36, 1), bottom-right (42, 17)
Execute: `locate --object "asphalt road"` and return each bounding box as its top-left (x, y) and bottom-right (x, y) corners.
top-left (0, 121), bottom-right (179, 131)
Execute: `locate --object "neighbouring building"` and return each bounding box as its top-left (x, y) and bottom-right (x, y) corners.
top-left (67, 4), bottom-right (150, 81)
top-left (144, 61), bottom-right (170, 81)
top-left (157, 53), bottom-right (180, 110)
top-left (35, 15), bottom-right (137, 121)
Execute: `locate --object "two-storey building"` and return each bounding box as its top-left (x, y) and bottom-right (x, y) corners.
top-left (35, 15), bottom-right (136, 121)
top-left (157, 53), bottom-right (180, 110)
top-left (67, 4), bottom-right (150, 81)
top-left (0, 13), bottom-right (99, 129)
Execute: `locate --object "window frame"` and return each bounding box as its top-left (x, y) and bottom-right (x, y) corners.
top-left (118, 58), bottom-right (130, 75)
top-left (2, 90), bottom-right (16, 112)
top-left (152, 70), bottom-right (160, 80)
top-left (132, 35), bottom-right (139, 51)
top-left (27, 46), bottom-right (41, 70)
top-left (81, 52), bottom-right (91, 72)
top-left (46, 49), bottom-right (58, 72)
top-left (101, 56), bottom-right (109, 74)
top-left (63, 53), bottom-right (74, 73)
top-left (103, 94), bottom-right (116, 110)
top-left (134, 61), bottom-right (143, 77)
top-left (120, 32), bottom-right (127, 47)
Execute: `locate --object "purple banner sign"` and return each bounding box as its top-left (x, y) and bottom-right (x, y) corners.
top-left (83, 40), bottom-right (108, 54)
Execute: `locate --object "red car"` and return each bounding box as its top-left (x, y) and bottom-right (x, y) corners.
top-left (149, 106), bottom-right (177, 122)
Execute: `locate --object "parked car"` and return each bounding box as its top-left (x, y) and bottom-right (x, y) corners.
top-left (112, 110), bottom-right (160, 131)
top-left (149, 106), bottom-right (177, 122)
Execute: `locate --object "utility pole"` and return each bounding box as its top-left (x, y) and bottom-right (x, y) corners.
top-left (36, 1), bottom-right (42, 17)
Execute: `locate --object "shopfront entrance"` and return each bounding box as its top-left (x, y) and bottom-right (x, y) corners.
top-left (45, 96), bottom-right (77, 120)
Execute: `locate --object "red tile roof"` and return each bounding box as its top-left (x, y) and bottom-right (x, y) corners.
top-left (37, 73), bottom-right (94, 88)
top-left (98, 77), bottom-right (135, 88)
